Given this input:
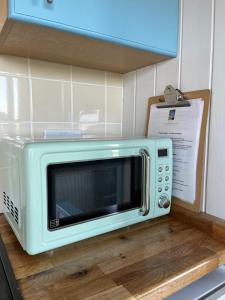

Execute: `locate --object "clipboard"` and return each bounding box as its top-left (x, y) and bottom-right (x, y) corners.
top-left (146, 89), bottom-right (211, 212)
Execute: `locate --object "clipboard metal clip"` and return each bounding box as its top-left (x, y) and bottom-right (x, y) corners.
top-left (157, 85), bottom-right (191, 109)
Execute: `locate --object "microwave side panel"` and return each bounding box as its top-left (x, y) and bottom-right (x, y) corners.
top-left (22, 143), bottom-right (46, 254)
top-left (0, 140), bottom-right (25, 248)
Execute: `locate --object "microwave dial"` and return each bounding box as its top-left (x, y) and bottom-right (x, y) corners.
top-left (158, 194), bottom-right (170, 209)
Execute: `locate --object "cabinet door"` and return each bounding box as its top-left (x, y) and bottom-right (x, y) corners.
top-left (10, 0), bottom-right (178, 56)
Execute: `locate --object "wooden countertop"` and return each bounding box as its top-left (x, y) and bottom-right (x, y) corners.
top-left (1, 210), bottom-right (225, 300)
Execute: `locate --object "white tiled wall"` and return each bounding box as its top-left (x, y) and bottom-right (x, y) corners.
top-left (0, 56), bottom-right (123, 140)
top-left (0, 56), bottom-right (123, 213)
top-left (123, 0), bottom-right (225, 219)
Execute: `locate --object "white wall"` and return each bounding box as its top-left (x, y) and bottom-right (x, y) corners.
top-left (123, 0), bottom-right (225, 219)
top-left (206, 0), bottom-right (225, 219)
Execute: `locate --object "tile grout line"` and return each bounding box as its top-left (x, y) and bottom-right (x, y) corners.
top-left (104, 72), bottom-right (107, 137)
top-left (61, 77), bottom-right (66, 130)
top-left (120, 78), bottom-right (124, 137)
top-left (0, 72), bottom-right (122, 88)
top-left (154, 64), bottom-right (157, 97)
top-left (70, 65), bottom-right (74, 129)
top-left (0, 121), bottom-right (122, 125)
top-left (133, 71), bottom-right (137, 137)
top-left (27, 58), bottom-right (34, 139)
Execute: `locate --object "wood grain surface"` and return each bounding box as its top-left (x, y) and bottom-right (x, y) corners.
top-left (1, 214), bottom-right (225, 300)
top-left (172, 204), bottom-right (225, 244)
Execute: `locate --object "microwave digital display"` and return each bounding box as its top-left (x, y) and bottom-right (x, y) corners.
top-left (158, 149), bottom-right (168, 157)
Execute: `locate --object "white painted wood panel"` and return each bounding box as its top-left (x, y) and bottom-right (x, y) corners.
top-left (180, 0), bottom-right (212, 91)
top-left (135, 66), bottom-right (155, 136)
top-left (206, 0), bottom-right (225, 219)
top-left (155, 58), bottom-right (179, 96)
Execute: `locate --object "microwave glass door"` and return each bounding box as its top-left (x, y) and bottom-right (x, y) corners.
top-left (47, 156), bottom-right (142, 230)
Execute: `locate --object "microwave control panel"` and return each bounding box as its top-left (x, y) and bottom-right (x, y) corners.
top-left (155, 146), bottom-right (172, 210)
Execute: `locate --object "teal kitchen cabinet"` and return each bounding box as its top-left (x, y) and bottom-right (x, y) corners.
top-left (0, 0), bottom-right (179, 73)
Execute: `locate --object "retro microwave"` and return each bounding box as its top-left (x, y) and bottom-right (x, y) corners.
top-left (0, 137), bottom-right (172, 254)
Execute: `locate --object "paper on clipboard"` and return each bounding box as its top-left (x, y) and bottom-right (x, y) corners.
top-left (148, 99), bottom-right (204, 203)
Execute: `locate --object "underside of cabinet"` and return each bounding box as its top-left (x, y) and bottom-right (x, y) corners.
top-left (0, 18), bottom-right (170, 73)
top-left (0, 0), bottom-right (7, 30)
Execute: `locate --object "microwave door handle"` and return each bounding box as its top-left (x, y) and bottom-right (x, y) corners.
top-left (140, 149), bottom-right (150, 216)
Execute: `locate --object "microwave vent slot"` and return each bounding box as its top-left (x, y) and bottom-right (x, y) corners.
top-left (2, 192), bottom-right (19, 225)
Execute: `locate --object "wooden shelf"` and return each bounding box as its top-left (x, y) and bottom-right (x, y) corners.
top-left (0, 20), bottom-right (170, 74)
top-left (1, 209), bottom-right (225, 300)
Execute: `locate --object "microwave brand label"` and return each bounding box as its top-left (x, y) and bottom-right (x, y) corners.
top-left (49, 219), bottom-right (60, 229)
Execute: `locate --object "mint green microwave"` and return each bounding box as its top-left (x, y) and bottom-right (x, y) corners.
top-left (0, 137), bottom-right (172, 254)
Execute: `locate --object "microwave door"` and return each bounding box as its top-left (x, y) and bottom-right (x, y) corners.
top-left (47, 155), bottom-right (145, 230)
